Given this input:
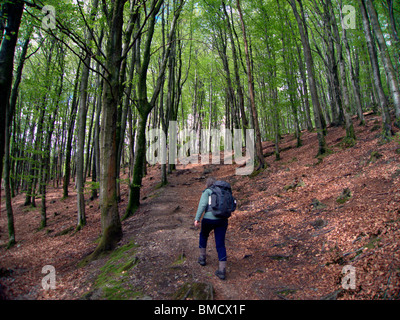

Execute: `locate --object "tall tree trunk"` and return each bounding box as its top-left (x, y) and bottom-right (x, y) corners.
top-left (40, 95), bottom-right (60, 229)
top-left (116, 2), bottom-right (137, 200)
top-left (25, 40), bottom-right (56, 208)
top-left (63, 61), bottom-right (82, 198)
top-left (325, 0), bottom-right (356, 143)
top-left (159, 4), bottom-right (168, 186)
top-left (325, 0), bottom-right (356, 142)
top-left (295, 42), bottom-right (313, 130)
top-left (385, 0), bottom-right (399, 84)
top-left (236, 0), bottom-right (265, 169)
top-left (125, 112), bottom-right (149, 218)
top-left (91, 87), bottom-right (102, 200)
top-left (365, 0), bottom-right (400, 128)
top-left (124, 0), bottom-right (182, 220)
top-left (4, 103), bottom-right (15, 247)
top-left (279, 1), bottom-right (301, 147)
top-left (4, 30), bottom-right (31, 247)
top-left (0, 0), bottom-right (24, 194)
top-left (339, 3), bottom-right (364, 125)
top-left (359, 0), bottom-right (392, 139)
top-left (222, 1), bottom-right (248, 132)
top-left (327, 31), bottom-right (345, 127)
top-left (76, 55), bottom-right (90, 229)
top-left (290, 0), bottom-right (327, 156)
top-left (166, 26), bottom-right (177, 175)
top-left (76, 0), bottom-right (99, 230)
top-left (91, 0), bottom-right (127, 259)
top-left (90, 33), bottom-right (104, 201)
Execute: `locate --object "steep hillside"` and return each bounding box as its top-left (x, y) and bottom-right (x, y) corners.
top-left (1, 113), bottom-right (399, 300)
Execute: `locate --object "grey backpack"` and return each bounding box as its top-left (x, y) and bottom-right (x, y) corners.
top-left (207, 181), bottom-right (236, 218)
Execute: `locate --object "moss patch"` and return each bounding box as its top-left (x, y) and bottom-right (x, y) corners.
top-left (83, 240), bottom-right (142, 300)
top-left (171, 252), bottom-right (186, 266)
top-left (283, 178), bottom-right (305, 191)
top-left (368, 151), bottom-right (383, 164)
top-left (336, 188), bottom-right (352, 204)
top-left (311, 198), bottom-right (327, 210)
top-left (275, 288), bottom-right (297, 297)
top-left (249, 168), bottom-right (263, 178)
top-left (172, 282), bottom-right (214, 300)
top-left (365, 236), bottom-right (381, 250)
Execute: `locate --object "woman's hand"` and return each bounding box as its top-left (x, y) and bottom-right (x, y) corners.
top-left (194, 220), bottom-right (200, 228)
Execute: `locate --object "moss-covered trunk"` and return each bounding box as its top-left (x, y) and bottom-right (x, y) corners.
top-left (124, 111), bottom-right (149, 219)
top-left (91, 0), bottom-right (126, 259)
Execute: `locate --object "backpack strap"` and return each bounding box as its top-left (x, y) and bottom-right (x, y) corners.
top-left (202, 187), bottom-right (212, 212)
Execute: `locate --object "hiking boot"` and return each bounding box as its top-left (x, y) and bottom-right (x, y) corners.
top-left (198, 256), bottom-right (206, 266)
top-left (215, 261), bottom-right (226, 280)
top-left (198, 248), bottom-right (206, 266)
top-left (215, 269), bottom-right (226, 280)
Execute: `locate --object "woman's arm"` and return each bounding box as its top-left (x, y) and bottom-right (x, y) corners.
top-left (194, 190), bottom-right (210, 222)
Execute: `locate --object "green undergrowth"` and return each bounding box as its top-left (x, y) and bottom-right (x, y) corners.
top-left (83, 240), bottom-right (143, 300)
top-left (172, 282), bottom-right (214, 300)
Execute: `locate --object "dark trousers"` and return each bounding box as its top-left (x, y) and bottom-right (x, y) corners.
top-left (199, 218), bottom-right (228, 261)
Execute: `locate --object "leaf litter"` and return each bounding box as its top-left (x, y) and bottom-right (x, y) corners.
top-left (1, 113), bottom-right (399, 300)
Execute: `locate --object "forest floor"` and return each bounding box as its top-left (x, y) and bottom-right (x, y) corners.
top-left (1, 112), bottom-right (400, 300)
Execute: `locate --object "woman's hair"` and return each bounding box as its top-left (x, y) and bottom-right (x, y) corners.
top-left (206, 177), bottom-right (216, 188)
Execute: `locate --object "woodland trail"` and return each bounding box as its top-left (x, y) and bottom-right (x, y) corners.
top-left (1, 113), bottom-right (400, 300)
top-left (122, 162), bottom-right (252, 300)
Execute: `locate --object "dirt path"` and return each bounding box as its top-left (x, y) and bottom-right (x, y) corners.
top-left (121, 162), bottom-right (251, 300)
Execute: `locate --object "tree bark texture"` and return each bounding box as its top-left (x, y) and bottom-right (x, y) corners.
top-left (290, 0), bottom-right (327, 155)
top-left (237, 0), bottom-right (265, 169)
top-left (0, 0), bottom-right (24, 193)
top-left (92, 0), bottom-right (127, 258)
top-left (365, 0), bottom-right (400, 128)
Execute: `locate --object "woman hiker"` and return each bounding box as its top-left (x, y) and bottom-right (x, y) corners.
top-left (194, 177), bottom-right (228, 280)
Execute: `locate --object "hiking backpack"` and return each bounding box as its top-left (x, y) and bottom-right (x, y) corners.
top-left (207, 181), bottom-right (237, 219)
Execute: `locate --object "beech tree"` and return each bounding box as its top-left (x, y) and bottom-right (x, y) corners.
top-left (124, 0), bottom-right (183, 219)
top-left (364, 0), bottom-right (400, 128)
top-left (0, 0), bottom-right (24, 193)
top-left (289, 0), bottom-right (327, 156)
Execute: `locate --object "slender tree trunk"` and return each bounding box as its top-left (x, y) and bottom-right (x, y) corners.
top-left (327, 33), bottom-right (345, 127)
top-left (116, 2), bottom-right (137, 201)
top-left (339, 3), bottom-right (364, 125)
top-left (4, 30), bottom-right (31, 247)
top-left (290, 0), bottom-right (327, 156)
top-left (91, 0), bottom-right (127, 259)
top-left (40, 46), bottom-right (64, 230)
top-left (76, 56), bottom-right (90, 229)
top-left (237, 0), bottom-right (265, 169)
top-left (76, 0), bottom-right (99, 230)
top-left (278, 1), bottom-right (301, 147)
top-left (0, 0), bottom-right (24, 193)
top-left (125, 0), bottom-right (182, 219)
top-left (125, 112), bottom-right (149, 218)
top-left (27, 45), bottom-right (54, 209)
top-left (326, 0), bottom-right (356, 143)
top-left (63, 61), bottom-right (81, 198)
top-left (296, 45), bottom-right (313, 130)
top-left (167, 28), bottom-right (177, 175)
top-left (91, 80), bottom-right (102, 200)
top-left (90, 33), bottom-right (104, 201)
top-left (4, 110), bottom-right (15, 247)
top-left (385, 0), bottom-right (399, 84)
top-left (222, 1), bottom-right (248, 132)
top-left (365, 0), bottom-right (400, 127)
top-left (360, 0), bottom-right (392, 138)
top-left (4, 102), bottom-right (14, 246)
